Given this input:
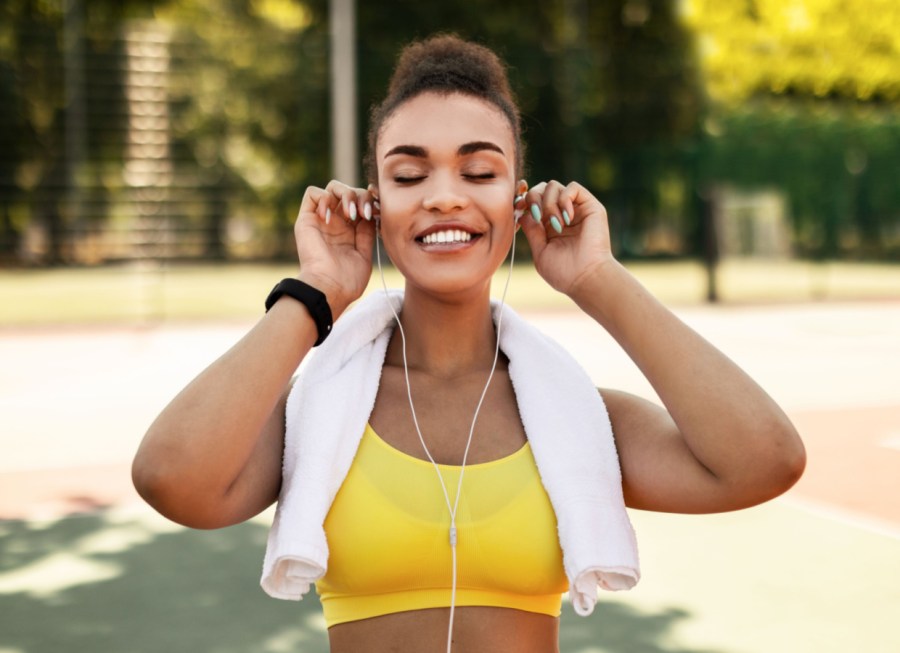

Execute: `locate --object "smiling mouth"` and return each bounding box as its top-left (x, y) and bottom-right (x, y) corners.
top-left (416, 229), bottom-right (482, 246)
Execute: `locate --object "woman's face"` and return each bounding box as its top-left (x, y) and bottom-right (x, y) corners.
top-left (375, 92), bottom-right (518, 299)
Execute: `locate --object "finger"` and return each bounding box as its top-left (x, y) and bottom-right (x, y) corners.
top-left (518, 204), bottom-right (549, 259)
top-left (518, 188), bottom-right (549, 255)
top-left (299, 185), bottom-right (337, 227)
top-left (315, 195), bottom-right (334, 225)
top-left (324, 180), bottom-right (360, 223)
top-left (566, 181), bottom-right (608, 228)
top-left (344, 189), bottom-right (360, 223)
top-left (354, 212), bottom-right (377, 260)
top-left (359, 187), bottom-right (378, 222)
top-left (343, 187), bottom-right (380, 223)
top-left (540, 180), bottom-right (566, 235)
top-left (316, 190), bottom-right (345, 228)
top-left (523, 182), bottom-right (548, 228)
top-left (560, 183), bottom-right (577, 227)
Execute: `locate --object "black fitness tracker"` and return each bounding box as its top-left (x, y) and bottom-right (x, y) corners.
top-left (265, 278), bottom-right (333, 346)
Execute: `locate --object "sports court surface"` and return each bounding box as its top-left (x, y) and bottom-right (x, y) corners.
top-left (1, 299), bottom-right (898, 652)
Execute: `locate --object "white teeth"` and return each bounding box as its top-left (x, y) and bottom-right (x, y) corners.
top-left (422, 229), bottom-right (473, 245)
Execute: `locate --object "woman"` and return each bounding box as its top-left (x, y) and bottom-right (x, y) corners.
top-left (133, 35), bottom-right (805, 653)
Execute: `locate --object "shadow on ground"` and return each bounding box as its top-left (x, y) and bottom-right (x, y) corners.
top-left (0, 512), bottom-right (329, 653)
top-left (1, 512), bottom-right (720, 653)
top-left (559, 601), bottom-right (723, 653)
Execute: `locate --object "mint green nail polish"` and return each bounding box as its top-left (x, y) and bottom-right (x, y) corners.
top-left (562, 210), bottom-right (571, 226)
top-left (348, 202), bottom-right (357, 221)
top-left (550, 216), bottom-right (562, 234)
top-left (530, 203), bottom-right (542, 223)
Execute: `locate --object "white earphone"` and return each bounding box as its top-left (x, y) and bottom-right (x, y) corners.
top-left (374, 196), bottom-right (518, 653)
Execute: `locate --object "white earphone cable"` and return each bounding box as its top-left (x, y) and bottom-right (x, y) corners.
top-left (376, 211), bottom-right (518, 653)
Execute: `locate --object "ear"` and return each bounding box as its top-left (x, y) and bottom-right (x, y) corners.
top-left (367, 183), bottom-right (380, 201)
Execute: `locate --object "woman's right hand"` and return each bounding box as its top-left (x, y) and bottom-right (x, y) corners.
top-left (294, 180), bottom-right (379, 319)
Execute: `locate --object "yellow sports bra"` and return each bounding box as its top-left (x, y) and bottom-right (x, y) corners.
top-left (315, 424), bottom-right (569, 627)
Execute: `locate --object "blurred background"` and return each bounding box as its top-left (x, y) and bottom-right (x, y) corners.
top-left (1, 1), bottom-right (899, 652)
top-left (1, 0), bottom-right (898, 273)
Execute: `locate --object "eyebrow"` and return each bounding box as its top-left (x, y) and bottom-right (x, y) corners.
top-left (383, 141), bottom-right (506, 159)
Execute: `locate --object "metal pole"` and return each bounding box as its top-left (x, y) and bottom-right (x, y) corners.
top-left (329, 0), bottom-right (358, 185)
top-left (64, 0), bottom-right (86, 259)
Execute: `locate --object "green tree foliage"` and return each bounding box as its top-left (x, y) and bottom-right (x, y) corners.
top-left (155, 0), bottom-right (331, 259)
top-left (701, 102), bottom-right (900, 259)
top-left (0, 0), bottom-right (332, 263)
top-left (0, 0), bottom-right (156, 263)
top-left (685, 0), bottom-right (900, 259)
top-left (2, 0), bottom-right (897, 265)
top-left (356, 0), bottom-right (705, 257)
top-left (2, 0), bottom-right (707, 264)
top-left (684, 0), bottom-right (900, 104)
top-left (1, 0), bottom-right (69, 263)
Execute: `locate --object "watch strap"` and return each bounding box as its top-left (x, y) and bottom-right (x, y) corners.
top-left (265, 278), bottom-right (333, 346)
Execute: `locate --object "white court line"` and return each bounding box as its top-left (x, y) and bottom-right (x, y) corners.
top-left (779, 494), bottom-right (900, 541)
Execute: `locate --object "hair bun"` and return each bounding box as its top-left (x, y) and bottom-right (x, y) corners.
top-left (365, 33), bottom-right (524, 182)
top-left (388, 34), bottom-right (510, 101)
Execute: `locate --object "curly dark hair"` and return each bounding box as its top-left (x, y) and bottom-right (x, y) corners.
top-left (364, 34), bottom-right (524, 184)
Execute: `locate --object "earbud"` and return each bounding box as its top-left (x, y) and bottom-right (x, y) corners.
top-left (513, 194), bottom-right (524, 222)
top-left (513, 179), bottom-right (528, 223)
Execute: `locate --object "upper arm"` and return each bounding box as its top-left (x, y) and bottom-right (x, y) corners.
top-left (139, 386), bottom-right (290, 529)
top-left (218, 382), bottom-right (291, 525)
top-left (601, 388), bottom-right (731, 514)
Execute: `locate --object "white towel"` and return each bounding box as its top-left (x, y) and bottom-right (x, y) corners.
top-left (261, 290), bottom-right (639, 616)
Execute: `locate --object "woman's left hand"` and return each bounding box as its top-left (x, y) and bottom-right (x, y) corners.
top-left (516, 180), bottom-right (615, 296)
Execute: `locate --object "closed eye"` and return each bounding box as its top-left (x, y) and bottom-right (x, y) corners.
top-left (464, 173), bottom-right (496, 181)
top-left (394, 175), bottom-right (426, 184)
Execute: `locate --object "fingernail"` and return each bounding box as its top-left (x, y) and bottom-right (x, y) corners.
top-left (550, 216), bottom-right (562, 234)
top-left (562, 209), bottom-right (571, 226)
top-left (348, 202), bottom-right (357, 221)
top-left (364, 202), bottom-right (372, 220)
top-left (326, 207), bottom-right (332, 225)
top-left (530, 203), bottom-right (542, 223)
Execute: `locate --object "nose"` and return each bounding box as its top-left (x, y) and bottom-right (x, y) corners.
top-left (421, 173), bottom-right (468, 213)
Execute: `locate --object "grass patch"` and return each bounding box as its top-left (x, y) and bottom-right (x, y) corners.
top-left (1, 259), bottom-right (897, 328)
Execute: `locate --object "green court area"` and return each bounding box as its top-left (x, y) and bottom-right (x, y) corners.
top-left (1, 499), bottom-right (897, 653)
top-left (2, 259), bottom-right (898, 327)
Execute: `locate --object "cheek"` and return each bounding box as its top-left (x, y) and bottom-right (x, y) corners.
top-left (375, 206), bottom-right (407, 262)
top-left (377, 191), bottom-right (416, 224)
top-left (485, 191), bottom-right (517, 231)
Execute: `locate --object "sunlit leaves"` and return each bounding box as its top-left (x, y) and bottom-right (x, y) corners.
top-left (250, 0), bottom-right (312, 31)
top-left (683, 0), bottom-right (900, 104)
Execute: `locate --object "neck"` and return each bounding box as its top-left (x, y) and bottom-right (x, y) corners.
top-left (386, 283), bottom-right (499, 379)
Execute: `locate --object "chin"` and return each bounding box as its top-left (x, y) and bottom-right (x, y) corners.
top-left (401, 269), bottom-right (496, 304)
